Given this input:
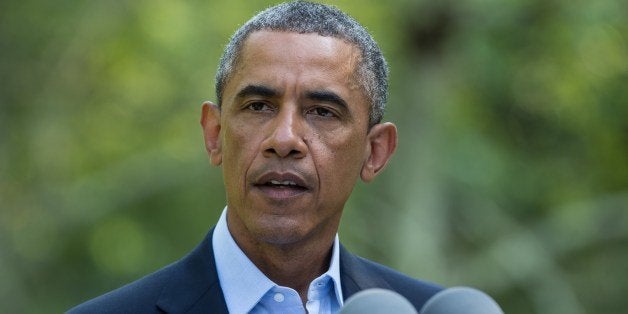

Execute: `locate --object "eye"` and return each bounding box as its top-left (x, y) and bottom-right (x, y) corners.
top-left (247, 101), bottom-right (272, 112)
top-left (308, 107), bottom-right (336, 117)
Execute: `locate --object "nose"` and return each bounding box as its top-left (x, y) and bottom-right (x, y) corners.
top-left (261, 107), bottom-right (308, 159)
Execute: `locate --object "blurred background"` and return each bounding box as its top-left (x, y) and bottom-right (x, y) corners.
top-left (1, 0), bottom-right (627, 313)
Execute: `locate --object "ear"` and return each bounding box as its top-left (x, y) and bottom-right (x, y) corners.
top-left (360, 122), bottom-right (398, 182)
top-left (200, 101), bottom-right (222, 166)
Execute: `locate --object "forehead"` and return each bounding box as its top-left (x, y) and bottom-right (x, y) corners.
top-left (241, 30), bottom-right (359, 64)
top-left (229, 30), bottom-right (363, 90)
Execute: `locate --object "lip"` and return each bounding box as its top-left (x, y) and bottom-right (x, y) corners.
top-left (252, 171), bottom-right (311, 199)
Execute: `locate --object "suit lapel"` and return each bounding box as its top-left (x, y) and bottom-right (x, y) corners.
top-left (155, 228), bottom-right (228, 314)
top-left (339, 244), bottom-right (392, 300)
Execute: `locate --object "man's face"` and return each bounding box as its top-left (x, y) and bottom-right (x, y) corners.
top-left (210, 31), bottom-right (373, 246)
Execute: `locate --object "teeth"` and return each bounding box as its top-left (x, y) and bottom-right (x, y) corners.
top-left (269, 180), bottom-right (297, 186)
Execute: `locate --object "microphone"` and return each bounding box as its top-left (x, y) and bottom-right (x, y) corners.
top-left (340, 288), bottom-right (418, 314)
top-left (419, 286), bottom-right (504, 314)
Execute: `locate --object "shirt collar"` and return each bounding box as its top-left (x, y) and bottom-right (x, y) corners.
top-left (327, 229), bottom-right (344, 306)
top-left (212, 207), bottom-right (343, 313)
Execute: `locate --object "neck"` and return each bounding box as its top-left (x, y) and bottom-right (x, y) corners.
top-left (226, 213), bottom-right (339, 303)
top-left (251, 240), bottom-right (334, 303)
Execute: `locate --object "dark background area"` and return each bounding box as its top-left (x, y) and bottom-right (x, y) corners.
top-left (1, 0), bottom-right (627, 313)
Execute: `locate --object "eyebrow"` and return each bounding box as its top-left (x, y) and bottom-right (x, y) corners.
top-left (236, 84), bottom-right (278, 99)
top-left (305, 90), bottom-right (348, 110)
top-left (235, 84), bottom-right (348, 110)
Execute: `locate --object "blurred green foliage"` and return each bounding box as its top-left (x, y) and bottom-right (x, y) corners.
top-left (1, 0), bottom-right (627, 313)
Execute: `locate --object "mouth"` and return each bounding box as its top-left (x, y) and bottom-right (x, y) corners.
top-left (253, 172), bottom-right (310, 199)
top-left (265, 179), bottom-right (305, 188)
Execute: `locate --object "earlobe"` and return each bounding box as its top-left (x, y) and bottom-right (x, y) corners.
top-left (200, 101), bottom-right (223, 166)
top-left (360, 122), bottom-right (398, 182)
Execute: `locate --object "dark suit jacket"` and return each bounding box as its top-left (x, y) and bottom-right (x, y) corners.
top-left (68, 228), bottom-right (442, 313)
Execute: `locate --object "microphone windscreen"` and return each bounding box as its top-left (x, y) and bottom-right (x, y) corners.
top-left (419, 286), bottom-right (503, 314)
top-left (340, 288), bottom-right (417, 314)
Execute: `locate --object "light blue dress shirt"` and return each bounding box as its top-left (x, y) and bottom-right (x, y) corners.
top-left (213, 207), bottom-right (344, 314)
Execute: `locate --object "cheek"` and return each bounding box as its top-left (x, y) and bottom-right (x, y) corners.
top-left (221, 123), bottom-right (258, 186)
top-left (222, 120), bottom-right (257, 162)
top-left (315, 130), bottom-right (366, 185)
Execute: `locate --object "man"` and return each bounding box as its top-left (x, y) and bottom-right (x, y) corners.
top-left (69, 1), bottom-right (442, 313)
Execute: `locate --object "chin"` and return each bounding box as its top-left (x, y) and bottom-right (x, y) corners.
top-left (253, 218), bottom-right (310, 245)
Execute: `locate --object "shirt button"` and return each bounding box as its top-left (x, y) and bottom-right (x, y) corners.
top-left (273, 292), bottom-right (285, 303)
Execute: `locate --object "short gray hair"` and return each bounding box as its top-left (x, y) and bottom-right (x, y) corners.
top-left (215, 1), bottom-right (389, 126)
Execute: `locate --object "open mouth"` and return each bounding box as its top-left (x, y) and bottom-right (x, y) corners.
top-left (259, 179), bottom-right (307, 191)
top-left (253, 172), bottom-right (310, 198)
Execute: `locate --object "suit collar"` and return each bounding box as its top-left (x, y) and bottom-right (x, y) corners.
top-left (339, 244), bottom-right (392, 300)
top-left (155, 228), bottom-right (228, 314)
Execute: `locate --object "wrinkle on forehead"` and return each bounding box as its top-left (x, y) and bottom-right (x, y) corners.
top-left (236, 30), bottom-right (363, 90)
